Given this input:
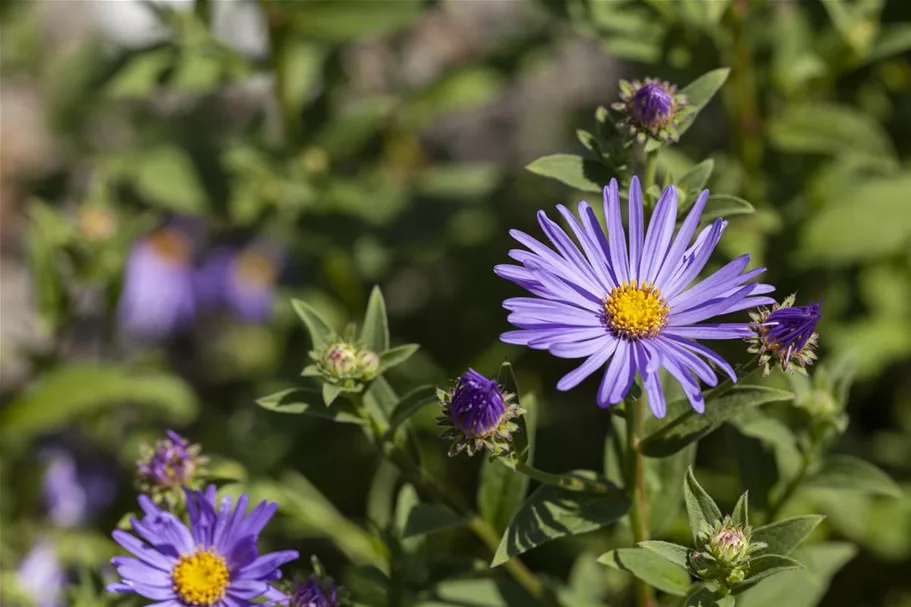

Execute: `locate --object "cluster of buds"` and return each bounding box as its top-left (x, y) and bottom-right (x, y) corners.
top-left (437, 368), bottom-right (525, 459)
top-left (690, 516), bottom-right (766, 588)
top-left (308, 332), bottom-right (380, 390)
top-left (136, 430), bottom-right (207, 509)
top-left (287, 556), bottom-right (350, 607)
top-left (613, 78), bottom-right (688, 144)
top-left (747, 294), bottom-right (822, 376)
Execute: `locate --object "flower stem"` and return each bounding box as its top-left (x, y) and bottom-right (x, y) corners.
top-left (515, 461), bottom-right (614, 494)
top-left (625, 399), bottom-right (655, 607)
top-left (643, 149), bottom-right (659, 195)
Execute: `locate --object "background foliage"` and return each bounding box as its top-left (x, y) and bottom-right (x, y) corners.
top-left (1, 1), bottom-right (910, 606)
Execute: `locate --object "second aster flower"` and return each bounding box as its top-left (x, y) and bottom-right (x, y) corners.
top-left (748, 295), bottom-right (821, 376)
top-left (495, 177), bottom-right (775, 418)
top-left (613, 78), bottom-right (687, 143)
top-left (437, 368), bottom-right (524, 458)
top-left (136, 430), bottom-right (207, 506)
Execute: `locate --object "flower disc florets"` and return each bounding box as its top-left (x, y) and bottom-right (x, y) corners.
top-left (310, 336), bottom-right (380, 389)
top-left (137, 430), bottom-right (207, 508)
top-left (747, 294), bottom-right (821, 376)
top-left (612, 78), bottom-right (687, 144)
top-left (437, 369), bottom-right (525, 458)
top-left (691, 516), bottom-right (765, 587)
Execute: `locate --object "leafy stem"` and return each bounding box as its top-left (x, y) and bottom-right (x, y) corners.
top-left (626, 398), bottom-right (655, 607)
top-left (515, 461), bottom-right (615, 494)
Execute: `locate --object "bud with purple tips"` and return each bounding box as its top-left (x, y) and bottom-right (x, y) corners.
top-left (613, 78), bottom-right (686, 143)
top-left (748, 294), bottom-right (822, 375)
top-left (136, 430), bottom-right (207, 508)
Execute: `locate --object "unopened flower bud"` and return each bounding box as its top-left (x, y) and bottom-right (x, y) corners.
top-left (612, 78), bottom-right (687, 143)
top-left (136, 430), bottom-right (207, 508)
top-left (311, 338), bottom-right (380, 389)
top-left (748, 294), bottom-right (821, 376)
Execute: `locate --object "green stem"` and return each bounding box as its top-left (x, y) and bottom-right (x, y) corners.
top-left (643, 149), bottom-right (659, 195)
top-left (625, 399), bottom-right (655, 607)
top-left (515, 461), bottom-right (614, 494)
top-left (767, 451), bottom-right (813, 522)
top-left (259, 0), bottom-right (299, 145)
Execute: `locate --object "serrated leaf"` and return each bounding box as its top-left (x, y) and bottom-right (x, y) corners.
top-left (0, 364), bottom-right (197, 440)
top-left (752, 515), bottom-right (824, 557)
top-left (291, 299), bottom-right (334, 350)
top-left (377, 344), bottom-right (419, 374)
top-left (684, 467), bottom-right (722, 542)
top-left (678, 159), bottom-right (714, 195)
top-left (401, 504), bottom-right (467, 539)
top-left (387, 385), bottom-right (437, 433)
top-left (637, 540), bottom-right (690, 568)
top-left (677, 68), bottom-right (731, 139)
top-left (525, 154), bottom-right (610, 193)
top-left (492, 472), bottom-right (629, 567)
top-left (256, 388), bottom-right (365, 425)
top-left (701, 195), bottom-right (755, 223)
top-left (804, 455), bottom-right (902, 497)
top-left (743, 554), bottom-right (803, 583)
top-left (640, 386), bottom-right (794, 458)
top-left (686, 587), bottom-right (735, 607)
top-left (360, 286), bottom-right (389, 353)
top-left (598, 548), bottom-right (691, 596)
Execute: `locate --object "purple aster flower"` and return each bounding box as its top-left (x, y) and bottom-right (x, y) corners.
top-left (197, 245), bottom-right (282, 322)
top-left (290, 577), bottom-right (338, 607)
top-left (747, 295), bottom-right (821, 375)
top-left (495, 177), bottom-right (775, 418)
top-left (42, 448), bottom-right (116, 528)
top-left (107, 485), bottom-right (299, 607)
top-left (612, 78), bottom-right (686, 143)
top-left (632, 81), bottom-right (674, 126)
top-left (17, 539), bottom-right (66, 607)
top-left (437, 369), bottom-right (524, 458)
top-left (137, 430), bottom-right (208, 508)
top-left (118, 226), bottom-right (197, 339)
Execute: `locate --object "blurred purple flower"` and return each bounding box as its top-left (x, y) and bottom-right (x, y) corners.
top-left (18, 539), bottom-right (65, 607)
top-left (118, 226), bottom-right (197, 339)
top-left (42, 448), bottom-right (116, 528)
top-left (137, 429), bottom-right (206, 492)
top-left (197, 244), bottom-right (282, 322)
top-left (290, 577), bottom-right (339, 607)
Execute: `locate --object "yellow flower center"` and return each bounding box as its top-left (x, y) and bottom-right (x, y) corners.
top-left (149, 229), bottom-right (191, 263)
top-left (235, 250), bottom-right (277, 286)
top-left (604, 280), bottom-right (669, 340)
top-left (171, 549), bottom-right (229, 606)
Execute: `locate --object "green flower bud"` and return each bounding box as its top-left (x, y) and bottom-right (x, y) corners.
top-left (311, 337), bottom-right (381, 389)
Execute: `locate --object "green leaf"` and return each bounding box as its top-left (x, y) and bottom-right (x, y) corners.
top-left (322, 383), bottom-right (343, 406)
top-left (492, 472), bottom-right (629, 567)
top-left (804, 455), bottom-right (902, 497)
top-left (131, 146), bottom-right (208, 213)
top-left (640, 386), bottom-right (794, 458)
top-left (291, 299), bottom-right (334, 350)
top-left (743, 554), bottom-right (803, 583)
top-left (752, 515), bottom-right (825, 557)
top-left (684, 467), bottom-right (722, 542)
top-left (735, 542), bottom-right (857, 607)
top-left (768, 103), bottom-right (895, 160)
top-left (525, 154), bottom-right (610, 193)
top-left (701, 0), bottom-right (732, 24)
top-left (420, 578), bottom-right (534, 607)
top-left (289, 0), bottom-right (424, 42)
top-left (0, 364), bottom-right (197, 440)
top-left (700, 195), bottom-right (755, 223)
top-left (598, 548), bottom-right (691, 596)
top-left (387, 385), bottom-right (438, 433)
top-left (678, 159), bottom-right (714, 195)
top-left (859, 23), bottom-right (911, 66)
top-left (377, 344), bottom-right (420, 374)
top-left (360, 286), bottom-right (389, 353)
top-left (686, 587), bottom-right (735, 607)
top-left (637, 540), bottom-right (690, 568)
top-left (256, 388), bottom-right (365, 425)
top-left (106, 48), bottom-right (174, 97)
top-left (732, 491), bottom-right (749, 527)
top-left (401, 504), bottom-right (467, 539)
top-left (677, 68), bottom-right (731, 138)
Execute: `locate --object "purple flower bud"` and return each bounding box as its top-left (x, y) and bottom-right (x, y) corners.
top-left (449, 369), bottom-right (507, 437)
top-left (290, 577), bottom-right (339, 607)
top-left (136, 430), bottom-right (206, 493)
top-left (631, 81), bottom-right (674, 127)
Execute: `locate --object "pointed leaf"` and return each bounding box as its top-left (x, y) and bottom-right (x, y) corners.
top-left (377, 344), bottom-right (420, 374)
top-left (684, 467), bottom-right (722, 542)
top-left (256, 388), bottom-right (365, 425)
top-left (598, 548), bottom-right (691, 596)
top-left (743, 554), bottom-right (803, 583)
top-left (360, 286), bottom-right (390, 353)
top-left (492, 472), bottom-right (629, 567)
top-left (676, 68), bottom-right (731, 138)
top-left (292, 299), bottom-right (334, 350)
top-left (640, 386), bottom-right (794, 458)
top-left (525, 154), bottom-right (611, 193)
top-left (678, 159), bottom-right (714, 195)
top-left (686, 587), bottom-right (735, 607)
top-left (323, 383), bottom-right (343, 406)
top-left (637, 540), bottom-right (690, 568)
top-left (804, 455), bottom-right (902, 497)
top-left (701, 195), bottom-right (755, 223)
top-left (387, 385), bottom-right (438, 433)
top-left (732, 491), bottom-right (749, 526)
top-left (401, 504), bottom-right (467, 539)
top-left (752, 515), bottom-right (824, 557)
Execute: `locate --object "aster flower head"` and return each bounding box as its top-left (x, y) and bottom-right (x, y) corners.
top-left (308, 331), bottom-right (380, 390)
top-left (286, 556), bottom-right (349, 607)
top-left (107, 485), bottom-right (298, 607)
top-left (437, 368), bottom-right (525, 459)
top-left (118, 224), bottom-right (198, 340)
top-left (747, 294), bottom-right (821, 376)
top-left (495, 177), bottom-right (775, 418)
top-left (691, 515), bottom-right (765, 587)
top-left (197, 244), bottom-right (283, 323)
top-left (613, 78), bottom-right (687, 144)
top-left (137, 430), bottom-right (208, 508)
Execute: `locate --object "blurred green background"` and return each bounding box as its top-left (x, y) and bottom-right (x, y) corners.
top-left (1, 1), bottom-right (910, 606)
